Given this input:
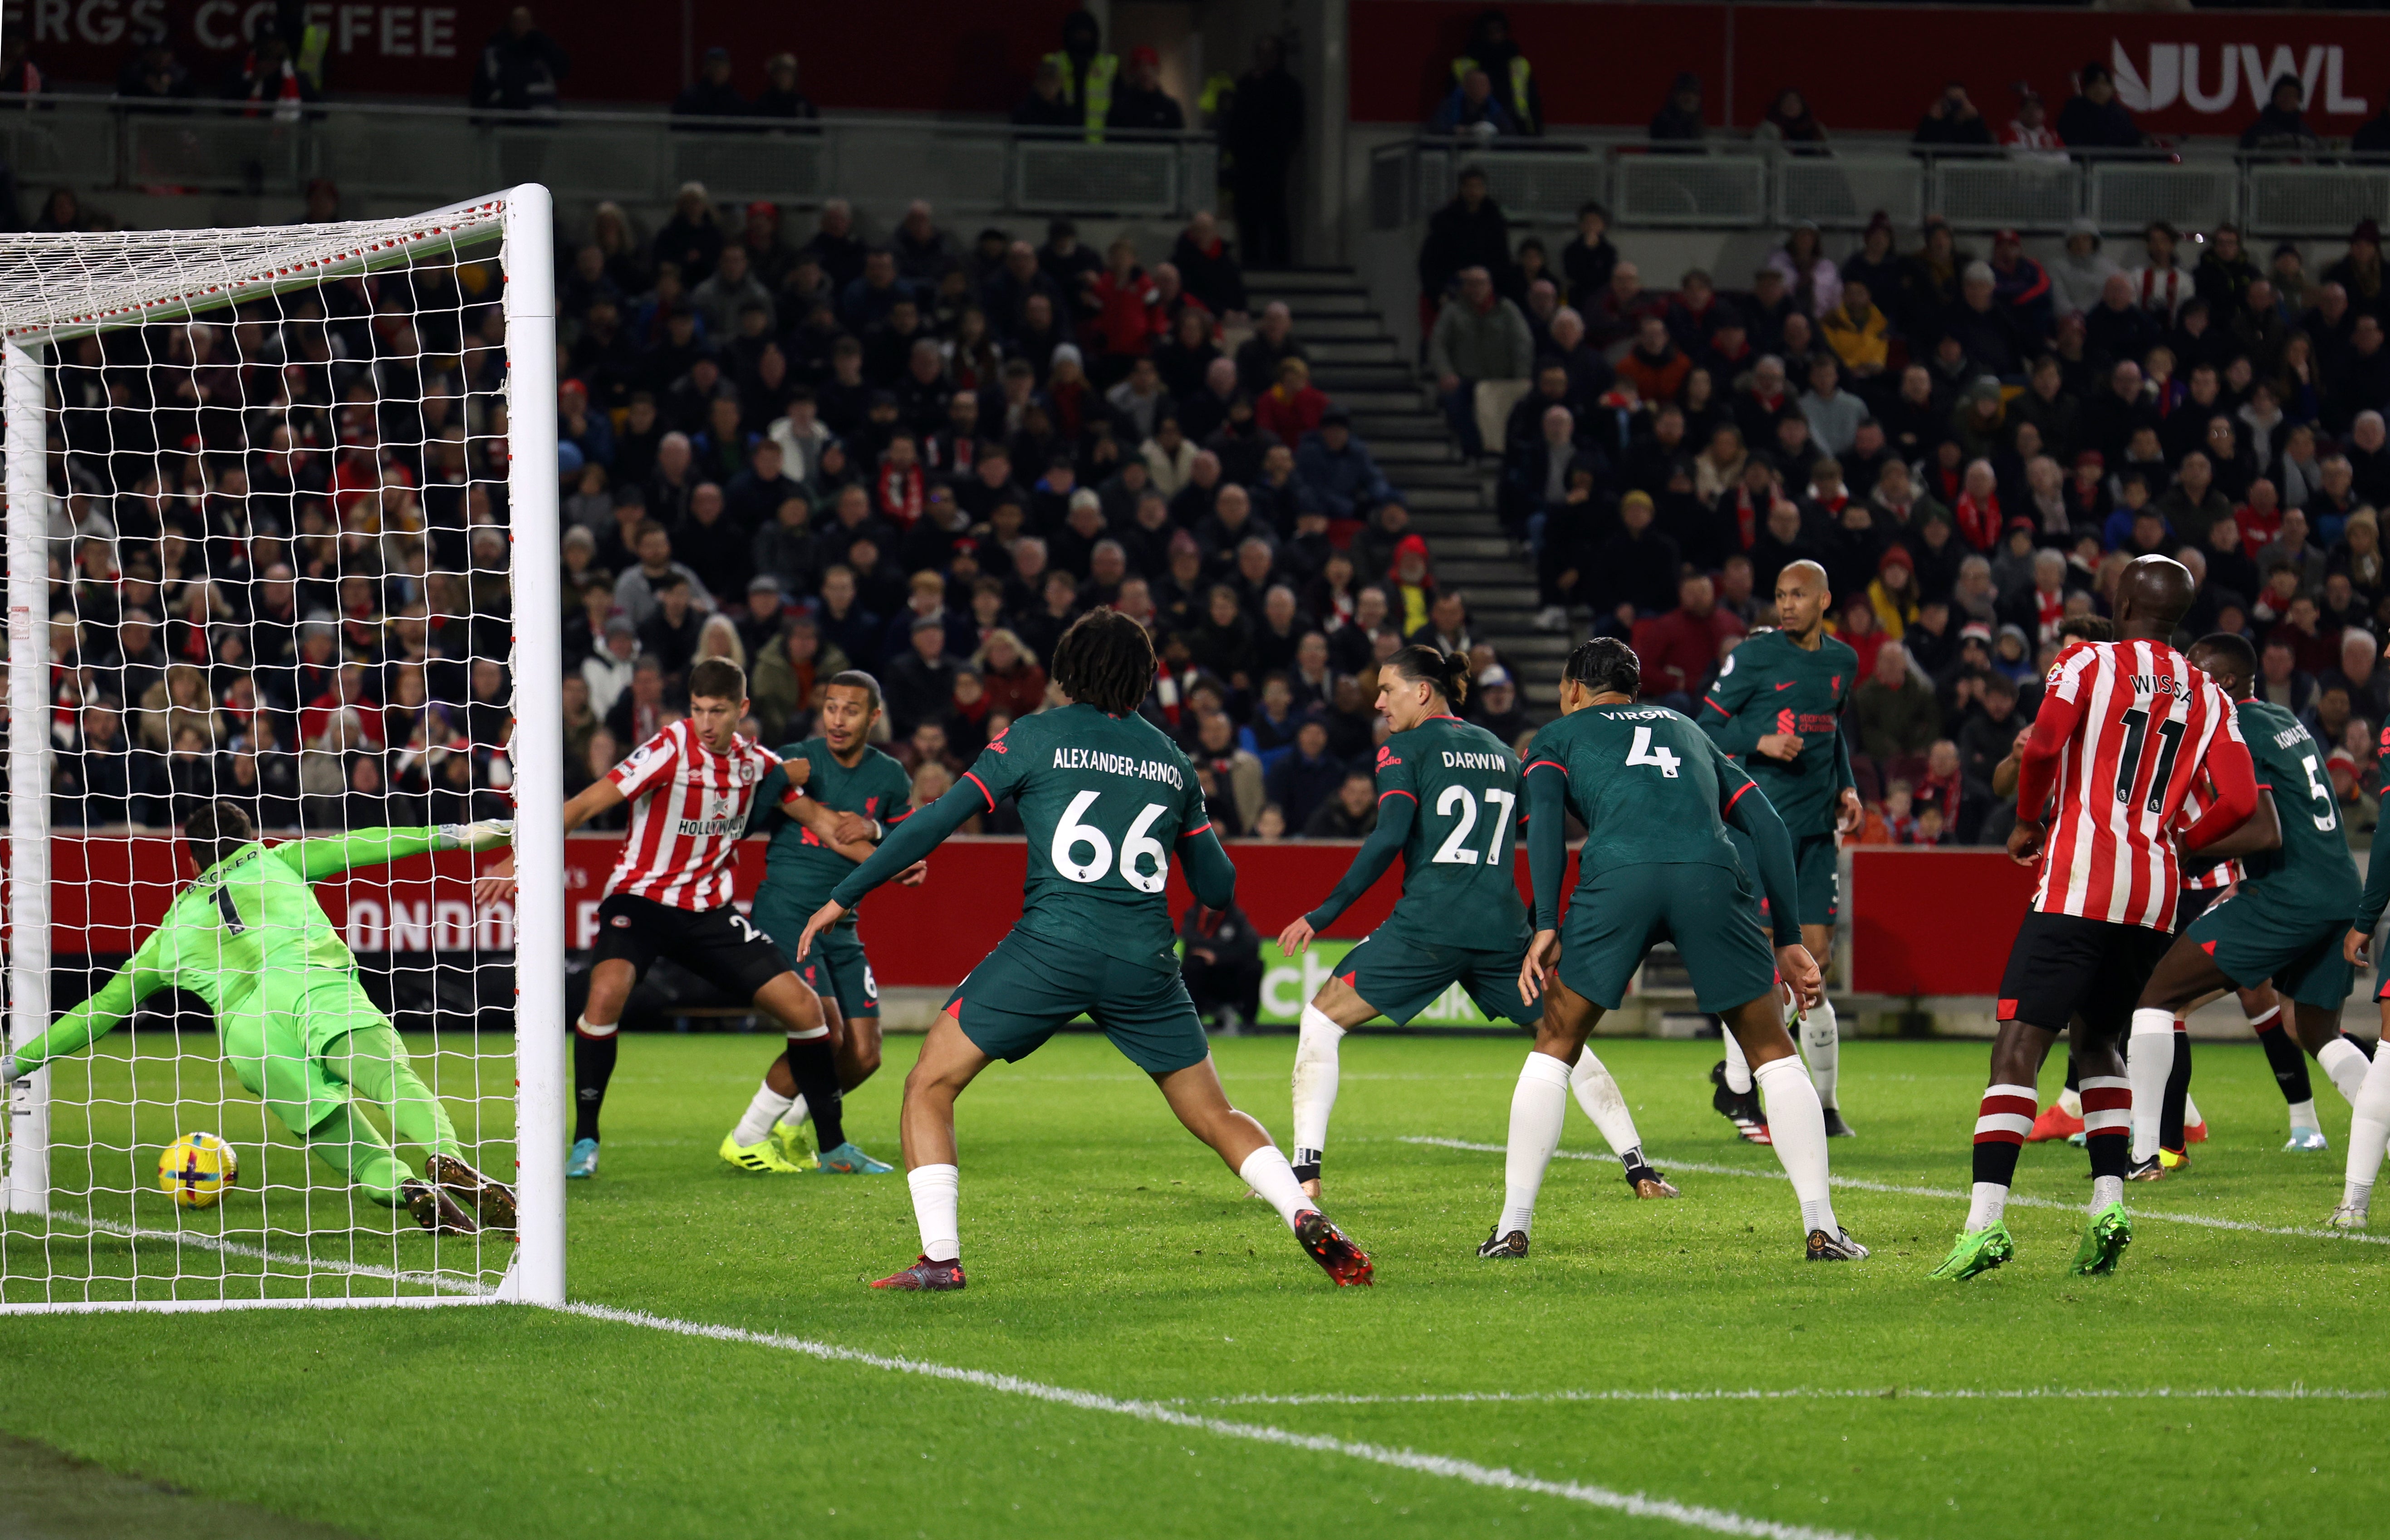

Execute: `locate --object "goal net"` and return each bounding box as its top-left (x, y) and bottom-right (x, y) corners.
top-left (0, 186), bottom-right (564, 1313)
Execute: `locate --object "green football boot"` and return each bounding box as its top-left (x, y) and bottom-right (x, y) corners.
top-left (719, 1131), bottom-right (805, 1173)
top-left (2070, 1201), bottom-right (2133, 1275)
top-left (770, 1119), bottom-right (820, 1171)
top-left (1928, 1221), bottom-right (2014, 1281)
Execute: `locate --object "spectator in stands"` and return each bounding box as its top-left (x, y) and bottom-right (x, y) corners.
top-left (1633, 569), bottom-right (1745, 708)
top-left (469, 6), bottom-right (568, 116)
top-left (1768, 222), bottom-right (1840, 318)
top-left (1418, 166), bottom-right (1514, 310)
top-left (1756, 87), bottom-right (1827, 156)
top-left (1854, 641), bottom-right (1939, 760)
top-left (2047, 220), bottom-right (2118, 322)
top-left (1428, 265), bottom-right (1532, 458)
top-left (1618, 315), bottom-right (1690, 406)
top-left (1304, 769), bottom-right (1379, 839)
top-left (1448, 9), bottom-right (1543, 137)
top-left (1013, 59), bottom-right (1081, 131)
top-left (1559, 202), bottom-right (1617, 306)
top-left (753, 53), bottom-right (816, 119)
top-left (1108, 46), bottom-right (1183, 132)
top-left (1234, 300), bottom-right (1306, 396)
top-left (2056, 60), bottom-right (2144, 150)
top-left (1294, 409), bottom-right (1391, 521)
top-left (1223, 35), bottom-right (1304, 268)
top-left (1255, 357), bottom-right (1328, 443)
top-left (671, 46), bottom-right (746, 120)
top-left (1800, 353), bottom-right (1865, 458)
top-left (1044, 9), bottom-right (1118, 140)
top-left (1820, 279), bottom-right (1889, 378)
top-left (2242, 74), bottom-right (2322, 154)
top-left (1913, 82), bottom-right (1992, 149)
top-left (1649, 71), bottom-right (1705, 147)
top-left (1171, 211), bottom-right (1246, 319)
top-left (222, 23), bottom-right (317, 113)
top-left (1428, 68), bottom-right (1520, 138)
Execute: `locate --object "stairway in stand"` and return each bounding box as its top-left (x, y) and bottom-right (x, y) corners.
top-left (1243, 267), bottom-right (1566, 719)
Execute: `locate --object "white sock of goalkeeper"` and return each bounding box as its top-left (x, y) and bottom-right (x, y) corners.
top-left (1567, 1047), bottom-right (1644, 1165)
top-left (908, 1164), bottom-right (962, 1262)
top-left (2129, 1009), bottom-right (2175, 1162)
top-left (1723, 1029), bottom-right (1753, 1095)
top-left (1801, 996), bottom-right (1840, 1109)
top-left (1754, 1054), bottom-right (1837, 1236)
top-left (1290, 1005), bottom-right (1344, 1178)
top-left (1500, 1052), bottom-right (1572, 1237)
top-left (2319, 1034), bottom-right (2371, 1106)
top-left (1238, 1145), bottom-right (1312, 1231)
top-left (2345, 1048), bottom-right (2390, 1213)
top-left (732, 1082), bottom-right (795, 1148)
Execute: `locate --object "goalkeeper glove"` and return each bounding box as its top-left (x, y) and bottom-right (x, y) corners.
top-left (439, 820), bottom-right (516, 852)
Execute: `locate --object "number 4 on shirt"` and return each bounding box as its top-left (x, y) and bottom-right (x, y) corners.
top-left (1626, 726), bottom-right (1682, 778)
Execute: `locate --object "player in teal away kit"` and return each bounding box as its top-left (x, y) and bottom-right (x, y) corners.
top-left (2130, 634), bottom-right (2375, 1184)
top-left (1697, 559), bottom-right (1862, 1139)
top-left (1487, 638), bottom-right (1865, 1262)
top-left (1277, 645), bottom-right (1675, 1202)
top-left (0, 801), bottom-right (516, 1234)
top-left (719, 670), bottom-right (921, 1174)
top-left (794, 610), bottom-right (1372, 1291)
top-left (2335, 720), bottom-right (2390, 1226)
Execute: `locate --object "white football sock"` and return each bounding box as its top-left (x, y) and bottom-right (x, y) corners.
top-left (1290, 1005), bottom-right (1345, 1170)
top-left (2183, 1090), bottom-right (2203, 1129)
top-left (1723, 1030), bottom-right (1753, 1095)
top-left (1568, 1047), bottom-right (1644, 1161)
top-left (776, 1094), bottom-right (810, 1132)
top-left (2128, 1008), bottom-right (2175, 1161)
top-left (1754, 1054), bottom-right (1837, 1235)
top-left (2289, 1098), bottom-right (2322, 1133)
top-left (908, 1163), bottom-right (961, 1262)
top-left (1238, 1145), bottom-right (1311, 1230)
top-left (2319, 1036), bottom-right (2370, 1105)
top-left (2344, 1049), bottom-right (2390, 1212)
top-left (1965, 1182), bottom-right (2008, 1232)
top-left (1499, 1052), bottom-right (1572, 1237)
top-left (2058, 1085), bottom-right (2082, 1118)
top-left (2091, 1174), bottom-right (2124, 1212)
top-left (1801, 997), bottom-right (1840, 1109)
top-left (732, 1081), bottom-right (794, 1147)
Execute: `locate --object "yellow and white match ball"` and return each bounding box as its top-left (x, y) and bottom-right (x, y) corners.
top-left (157, 1133), bottom-right (239, 1208)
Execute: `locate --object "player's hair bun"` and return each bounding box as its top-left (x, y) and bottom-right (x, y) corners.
top-left (1387, 644), bottom-right (1470, 707)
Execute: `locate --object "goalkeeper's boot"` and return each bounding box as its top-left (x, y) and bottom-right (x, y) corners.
top-left (1806, 1227), bottom-right (1869, 1261)
top-left (2327, 1202), bottom-right (2369, 1230)
top-left (1623, 1159), bottom-right (1680, 1199)
top-left (427, 1153), bottom-right (517, 1231)
top-left (566, 1137), bottom-right (600, 1180)
top-left (400, 1178), bottom-right (478, 1236)
top-left (871, 1255), bottom-right (966, 1291)
top-left (2026, 1101), bottom-right (2085, 1143)
top-left (1293, 1209), bottom-right (1374, 1285)
top-left (770, 1120), bottom-right (820, 1171)
top-left (2070, 1201), bottom-right (2133, 1276)
top-left (2286, 1126), bottom-right (2331, 1152)
top-left (1929, 1221), bottom-right (2014, 1281)
top-left (1477, 1226), bottom-right (1530, 1259)
top-left (719, 1132), bottom-right (805, 1173)
top-left (2183, 1114), bottom-right (2208, 1145)
top-left (1821, 1107), bottom-right (1857, 1139)
top-left (815, 1141), bottom-right (894, 1175)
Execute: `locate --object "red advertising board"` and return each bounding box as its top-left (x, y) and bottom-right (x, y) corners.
top-left (8, 0), bottom-right (1075, 114)
top-left (1845, 847), bottom-right (2039, 998)
top-left (1351, 2), bottom-right (2390, 138)
top-left (17, 833), bottom-right (1578, 989)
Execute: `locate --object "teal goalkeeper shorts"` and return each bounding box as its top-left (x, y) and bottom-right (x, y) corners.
top-left (1337, 928), bottom-right (1540, 1027)
top-left (945, 927), bottom-right (1212, 1076)
top-left (1725, 827), bottom-right (1839, 927)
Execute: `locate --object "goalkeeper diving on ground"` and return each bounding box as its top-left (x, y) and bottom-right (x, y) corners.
top-left (0, 801), bottom-right (519, 1236)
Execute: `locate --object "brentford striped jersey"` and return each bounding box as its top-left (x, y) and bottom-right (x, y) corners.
top-left (2025, 639), bottom-right (2241, 929)
top-left (2177, 777), bottom-right (2242, 893)
top-left (604, 718), bottom-right (797, 910)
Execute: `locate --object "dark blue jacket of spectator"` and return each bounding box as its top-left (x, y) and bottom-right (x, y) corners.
top-left (1294, 429), bottom-right (1393, 520)
top-left (469, 20), bottom-right (568, 113)
top-left (1265, 742), bottom-right (1348, 832)
top-left (839, 272), bottom-right (918, 335)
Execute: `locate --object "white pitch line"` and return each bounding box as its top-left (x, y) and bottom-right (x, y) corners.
top-left (0, 1211), bottom-right (501, 1309)
top-left (1194, 1386), bottom-right (2389, 1407)
top-left (1402, 1137), bottom-right (2390, 1247)
top-left (558, 1300), bottom-right (1868, 1540)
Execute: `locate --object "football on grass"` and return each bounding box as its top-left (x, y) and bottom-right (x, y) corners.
top-left (157, 1133), bottom-right (239, 1208)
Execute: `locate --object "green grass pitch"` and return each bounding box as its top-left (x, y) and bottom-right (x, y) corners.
top-left (0, 1030), bottom-right (2381, 1539)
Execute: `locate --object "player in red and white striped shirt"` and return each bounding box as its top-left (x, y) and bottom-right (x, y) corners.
top-left (478, 657), bottom-right (887, 1180)
top-left (1934, 557), bottom-right (2259, 1282)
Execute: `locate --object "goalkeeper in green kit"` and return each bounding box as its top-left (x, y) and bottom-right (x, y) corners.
top-left (0, 801), bottom-right (518, 1235)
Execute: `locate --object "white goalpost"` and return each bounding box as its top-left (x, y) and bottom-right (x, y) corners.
top-left (0, 186), bottom-right (563, 1312)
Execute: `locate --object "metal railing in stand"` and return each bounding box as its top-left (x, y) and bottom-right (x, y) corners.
top-left (1373, 132), bottom-right (2390, 236)
top-left (0, 96), bottom-right (1220, 219)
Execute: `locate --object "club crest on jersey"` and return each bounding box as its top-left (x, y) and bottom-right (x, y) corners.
top-left (738, 762), bottom-right (755, 784)
top-left (1831, 675), bottom-right (1841, 692)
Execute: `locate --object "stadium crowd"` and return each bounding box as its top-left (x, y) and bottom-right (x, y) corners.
top-left (1426, 165), bottom-right (2390, 848)
top-left (17, 189), bottom-right (1482, 852)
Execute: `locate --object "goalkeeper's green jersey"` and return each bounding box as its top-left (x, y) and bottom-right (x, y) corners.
top-left (17, 826), bottom-right (503, 1072)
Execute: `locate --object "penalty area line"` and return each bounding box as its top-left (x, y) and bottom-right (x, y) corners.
top-left (1193, 1386), bottom-right (2390, 1407)
top-left (557, 1300), bottom-right (1867, 1540)
top-left (1401, 1137), bottom-right (2390, 1247)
